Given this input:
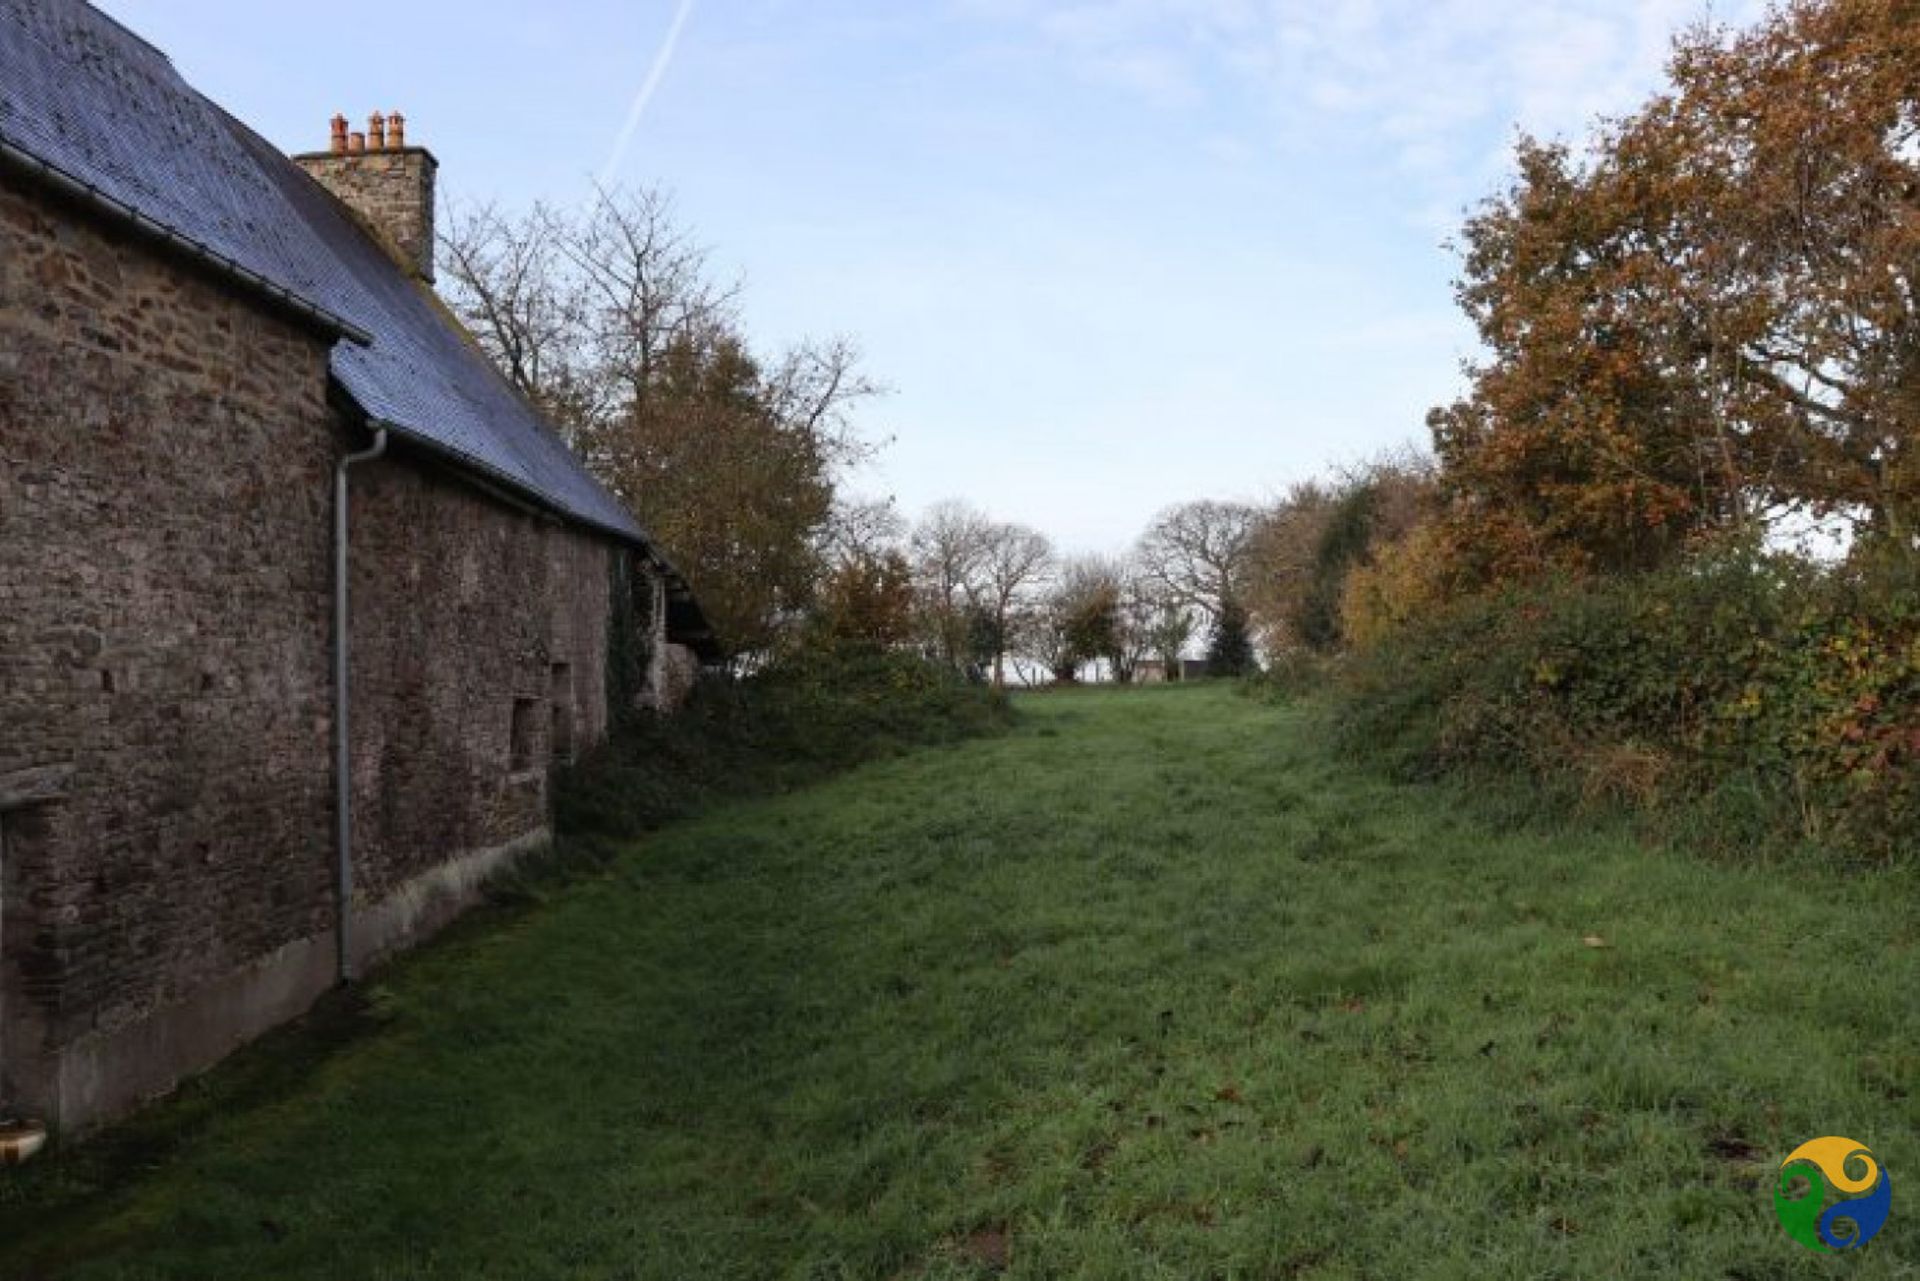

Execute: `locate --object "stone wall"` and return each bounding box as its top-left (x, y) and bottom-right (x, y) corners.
top-left (0, 173), bottom-right (341, 1124)
top-left (656, 644), bottom-right (703, 712)
top-left (0, 173), bottom-right (620, 1129)
top-left (292, 147), bottom-right (437, 283)
top-left (344, 459), bottom-right (611, 905)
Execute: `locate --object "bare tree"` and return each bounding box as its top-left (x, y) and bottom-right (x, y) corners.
top-left (1111, 561), bottom-right (1167, 683)
top-left (439, 200), bottom-right (590, 432)
top-left (910, 500), bottom-right (995, 671)
top-left (440, 186), bottom-right (883, 655)
top-left (1135, 499), bottom-right (1262, 622)
top-left (560, 186), bottom-right (736, 433)
top-left (441, 187), bottom-right (737, 446)
top-left (760, 336), bottom-right (886, 470)
top-left (977, 522), bottom-right (1054, 687)
top-left (821, 495), bottom-right (906, 568)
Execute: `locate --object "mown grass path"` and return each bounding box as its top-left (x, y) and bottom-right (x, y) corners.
top-left (5, 686), bottom-right (1917, 1278)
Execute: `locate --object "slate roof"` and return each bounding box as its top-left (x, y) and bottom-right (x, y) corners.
top-left (0, 0), bottom-right (714, 648)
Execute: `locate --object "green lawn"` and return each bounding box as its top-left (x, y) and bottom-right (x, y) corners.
top-left (5, 685), bottom-right (1917, 1278)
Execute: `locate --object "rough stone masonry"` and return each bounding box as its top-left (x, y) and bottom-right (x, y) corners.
top-left (0, 6), bottom-right (707, 1135)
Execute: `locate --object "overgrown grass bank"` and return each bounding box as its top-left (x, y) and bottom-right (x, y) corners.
top-left (3, 685), bottom-right (1916, 1278)
top-left (557, 648), bottom-right (1013, 846)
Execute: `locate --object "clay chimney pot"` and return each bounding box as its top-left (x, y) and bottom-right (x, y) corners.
top-left (295, 110), bottom-right (438, 282)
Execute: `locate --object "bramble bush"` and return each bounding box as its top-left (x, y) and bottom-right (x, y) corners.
top-left (1332, 545), bottom-right (1919, 862)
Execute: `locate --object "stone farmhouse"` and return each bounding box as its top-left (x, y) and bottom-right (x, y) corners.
top-left (0, 0), bottom-right (718, 1132)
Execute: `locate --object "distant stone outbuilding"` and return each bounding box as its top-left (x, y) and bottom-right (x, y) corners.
top-left (0, 0), bottom-right (718, 1132)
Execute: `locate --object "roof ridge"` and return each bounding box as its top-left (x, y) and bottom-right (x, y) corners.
top-left (0, 0), bottom-right (713, 644)
top-left (78, 0), bottom-right (171, 65)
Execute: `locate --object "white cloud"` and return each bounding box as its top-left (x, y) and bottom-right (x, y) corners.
top-left (958, 0), bottom-right (1770, 215)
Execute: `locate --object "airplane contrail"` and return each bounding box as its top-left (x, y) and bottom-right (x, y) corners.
top-left (598, 0), bottom-right (697, 189)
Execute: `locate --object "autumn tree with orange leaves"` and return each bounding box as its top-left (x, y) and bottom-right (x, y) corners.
top-left (1431, 0), bottom-right (1920, 581)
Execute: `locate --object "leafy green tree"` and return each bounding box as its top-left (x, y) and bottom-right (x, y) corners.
top-left (1034, 557), bottom-right (1121, 684)
top-left (963, 604), bottom-right (1003, 683)
top-left (1206, 598), bottom-right (1255, 677)
top-left (601, 332), bottom-right (837, 654)
top-left (1136, 592), bottom-right (1196, 680)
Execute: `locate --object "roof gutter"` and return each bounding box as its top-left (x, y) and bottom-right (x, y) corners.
top-left (333, 425), bottom-right (388, 984)
top-left (329, 399), bottom-right (726, 659)
top-left (0, 137), bottom-right (373, 346)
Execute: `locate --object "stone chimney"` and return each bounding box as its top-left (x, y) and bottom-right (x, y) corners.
top-left (294, 111), bottom-right (437, 283)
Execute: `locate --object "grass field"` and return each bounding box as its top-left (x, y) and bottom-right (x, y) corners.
top-left (3, 684), bottom-right (1916, 1278)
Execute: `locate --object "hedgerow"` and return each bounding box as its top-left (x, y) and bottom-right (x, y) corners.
top-left (1330, 546), bottom-right (1919, 862)
top-left (555, 647), bottom-right (1013, 848)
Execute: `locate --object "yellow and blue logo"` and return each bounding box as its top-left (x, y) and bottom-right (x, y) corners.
top-left (1774, 1136), bottom-right (1891, 1251)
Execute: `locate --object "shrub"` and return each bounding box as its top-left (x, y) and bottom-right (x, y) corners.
top-left (1339, 521), bottom-right (1456, 651)
top-left (1293, 483), bottom-right (1378, 652)
top-left (1334, 546), bottom-right (1919, 861)
top-left (1246, 456), bottom-right (1436, 654)
top-left (1206, 598), bottom-right (1256, 677)
top-left (556, 647), bottom-right (1012, 845)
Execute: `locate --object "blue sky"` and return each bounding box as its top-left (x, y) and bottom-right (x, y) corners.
top-left (98, 0), bottom-right (1760, 552)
